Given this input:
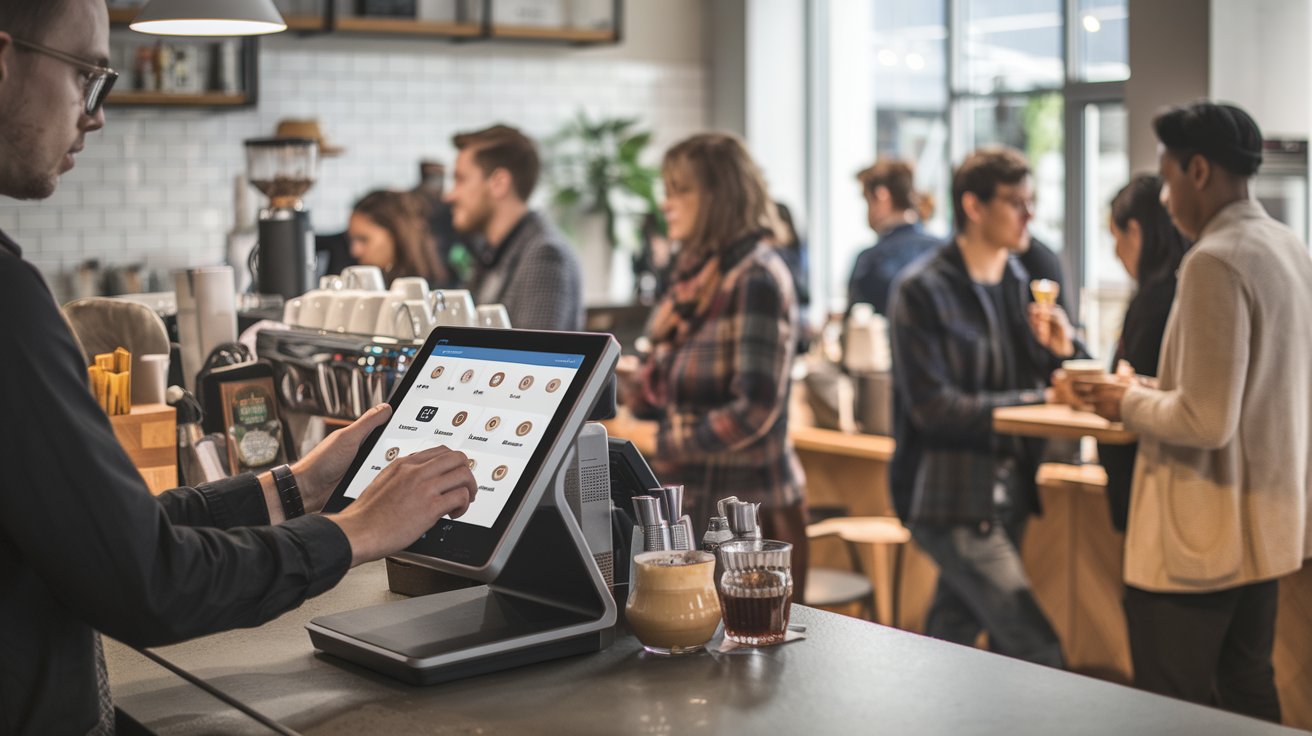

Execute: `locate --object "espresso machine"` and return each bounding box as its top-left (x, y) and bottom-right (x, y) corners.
top-left (245, 137), bottom-right (318, 300)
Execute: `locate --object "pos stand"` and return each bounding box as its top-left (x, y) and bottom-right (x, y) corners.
top-left (306, 440), bottom-right (618, 686)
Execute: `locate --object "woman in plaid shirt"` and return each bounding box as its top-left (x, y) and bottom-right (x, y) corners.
top-left (627, 133), bottom-right (808, 590)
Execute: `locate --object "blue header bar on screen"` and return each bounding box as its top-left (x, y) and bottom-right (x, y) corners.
top-left (432, 345), bottom-right (585, 369)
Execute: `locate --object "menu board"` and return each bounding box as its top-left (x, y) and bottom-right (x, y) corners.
top-left (341, 345), bottom-right (583, 529)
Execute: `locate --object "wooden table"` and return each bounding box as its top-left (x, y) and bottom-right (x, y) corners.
top-left (993, 403), bottom-right (1137, 444)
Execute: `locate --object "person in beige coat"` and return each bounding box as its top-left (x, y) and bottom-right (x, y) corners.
top-left (1078, 102), bottom-right (1312, 724)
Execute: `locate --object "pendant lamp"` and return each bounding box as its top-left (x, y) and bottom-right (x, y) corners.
top-left (129, 0), bottom-right (287, 36)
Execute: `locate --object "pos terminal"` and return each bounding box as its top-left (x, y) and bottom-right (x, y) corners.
top-left (308, 327), bottom-right (621, 685)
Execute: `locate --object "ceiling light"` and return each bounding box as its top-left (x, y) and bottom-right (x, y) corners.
top-left (905, 52), bottom-right (925, 71)
top-left (878, 49), bottom-right (898, 67)
top-left (1082, 14), bottom-right (1102, 33)
top-left (129, 0), bottom-right (287, 36)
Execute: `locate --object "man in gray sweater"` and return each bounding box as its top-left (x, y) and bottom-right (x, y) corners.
top-left (1079, 102), bottom-right (1312, 723)
top-left (446, 124), bottom-right (584, 331)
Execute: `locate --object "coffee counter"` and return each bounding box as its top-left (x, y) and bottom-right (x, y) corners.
top-left (105, 561), bottom-right (1303, 735)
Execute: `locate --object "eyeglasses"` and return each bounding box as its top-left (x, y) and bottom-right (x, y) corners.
top-left (11, 37), bottom-right (118, 116)
top-left (997, 194), bottom-right (1037, 215)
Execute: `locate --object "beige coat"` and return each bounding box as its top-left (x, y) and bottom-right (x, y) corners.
top-left (1121, 199), bottom-right (1312, 593)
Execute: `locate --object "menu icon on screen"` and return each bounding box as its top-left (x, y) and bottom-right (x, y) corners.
top-left (416, 406), bottom-right (438, 422)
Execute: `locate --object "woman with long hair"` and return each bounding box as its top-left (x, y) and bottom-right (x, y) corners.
top-left (626, 132), bottom-right (808, 591)
top-left (1099, 174), bottom-right (1191, 531)
top-left (348, 190), bottom-right (447, 287)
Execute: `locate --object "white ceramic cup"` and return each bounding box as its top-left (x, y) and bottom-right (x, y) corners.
top-left (390, 299), bottom-right (437, 340)
top-left (390, 276), bottom-right (431, 302)
top-left (436, 289), bottom-right (476, 326)
top-left (324, 289), bottom-right (363, 332)
top-left (476, 303), bottom-right (512, 329)
top-left (297, 289), bottom-right (333, 329)
top-left (374, 291), bottom-right (410, 335)
top-left (348, 293), bottom-right (388, 334)
top-left (282, 297), bottom-right (303, 326)
top-left (342, 265), bottom-right (386, 292)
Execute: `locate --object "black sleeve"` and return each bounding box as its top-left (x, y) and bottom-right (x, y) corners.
top-left (0, 256), bottom-right (351, 647)
top-left (154, 473), bottom-right (271, 529)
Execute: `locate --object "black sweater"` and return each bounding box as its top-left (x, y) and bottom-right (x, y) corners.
top-left (0, 232), bottom-right (351, 734)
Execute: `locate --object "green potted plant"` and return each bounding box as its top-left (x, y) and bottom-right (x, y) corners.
top-left (547, 112), bottom-right (662, 255)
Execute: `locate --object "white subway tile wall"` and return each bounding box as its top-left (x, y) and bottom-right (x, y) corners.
top-left (1, 38), bottom-right (707, 299)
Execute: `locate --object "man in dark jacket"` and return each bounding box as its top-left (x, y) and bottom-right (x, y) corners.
top-left (888, 147), bottom-right (1079, 668)
top-left (0, 3), bottom-right (476, 731)
top-left (446, 125), bottom-right (583, 331)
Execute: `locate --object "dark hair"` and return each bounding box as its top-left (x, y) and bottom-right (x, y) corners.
top-left (662, 132), bottom-right (784, 259)
top-left (1152, 101), bottom-right (1263, 177)
top-left (0, 0), bottom-right (70, 43)
top-left (857, 159), bottom-right (917, 211)
top-left (951, 147), bottom-right (1030, 234)
top-left (451, 124), bottom-right (540, 201)
top-left (1111, 174), bottom-right (1191, 286)
top-left (774, 201), bottom-right (800, 249)
top-left (352, 190), bottom-right (447, 286)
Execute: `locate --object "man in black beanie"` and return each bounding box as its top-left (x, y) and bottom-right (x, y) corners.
top-left (1077, 101), bottom-right (1312, 723)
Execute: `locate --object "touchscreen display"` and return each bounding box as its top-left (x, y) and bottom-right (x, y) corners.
top-left (342, 344), bottom-right (584, 528)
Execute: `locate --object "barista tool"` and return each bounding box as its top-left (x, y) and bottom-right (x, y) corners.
top-left (657, 485), bottom-right (695, 551)
top-left (245, 137), bottom-right (319, 300)
top-left (632, 495), bottom-right (672, 552)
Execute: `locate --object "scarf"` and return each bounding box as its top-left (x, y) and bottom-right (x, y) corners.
top-left (640, 233), bottom-right (763, 408)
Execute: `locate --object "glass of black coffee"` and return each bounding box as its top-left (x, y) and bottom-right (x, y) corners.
top-left (718, 540), bottom-right (793, 646)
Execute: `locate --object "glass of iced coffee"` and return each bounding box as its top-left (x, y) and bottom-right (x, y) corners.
top-left (718, 540), bottom-right (794, 646)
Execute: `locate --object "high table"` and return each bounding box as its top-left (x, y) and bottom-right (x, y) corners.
top-left (994, 403), bottom-right (1312, 729)
top-left (993, 403), bottom-right (1136, 444)
top-left (105, 561), bottom-right (1304, 735)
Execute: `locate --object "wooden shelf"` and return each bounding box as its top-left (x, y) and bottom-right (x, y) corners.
top-left (334, 16), bottom-right (482, 37)
top-left (283, 14), bottom-right (327, 32)
top-left (108, 6), bottom-right (139, 26)
top-left (489, 24), bottom-right (617, 43)
top-left (107, 91), bottom-right (251, 107)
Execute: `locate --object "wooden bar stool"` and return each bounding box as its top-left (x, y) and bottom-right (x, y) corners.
top-left (806, 516), bottom-right (911, 627)
top-left (804, 524), bottom-right (878, 619)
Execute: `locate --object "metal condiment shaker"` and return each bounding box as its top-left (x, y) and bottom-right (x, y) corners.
top-left (633, 495), bottom-right (672, 552)
top-left (702, 516), bottom-right (733, 552)
top-left (729, 501), bottom-right (762, 540)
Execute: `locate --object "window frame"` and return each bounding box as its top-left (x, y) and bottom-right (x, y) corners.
top-left (810, 0), bottom-right (1127, 325)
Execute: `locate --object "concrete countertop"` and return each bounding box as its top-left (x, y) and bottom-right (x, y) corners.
top-left (106, 561), bottom-right (1304, 735)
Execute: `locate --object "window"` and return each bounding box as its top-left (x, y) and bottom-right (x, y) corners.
top-left (816, 0), bottom-right (1128, 353)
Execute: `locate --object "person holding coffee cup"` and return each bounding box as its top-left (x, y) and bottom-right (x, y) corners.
top-left (1075, 102), bottom-right (1312, 723)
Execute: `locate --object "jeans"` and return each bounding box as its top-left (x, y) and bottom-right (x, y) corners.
top-left (1124, 580), bottom-right (1281, 723)
top-left (911, 510), bottom-right (1064, 669)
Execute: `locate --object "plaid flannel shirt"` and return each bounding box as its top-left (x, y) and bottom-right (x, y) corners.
top-left (632, 242), bottom-right (805, 525)
top-left (888, 243), bottom-right (1078, 527)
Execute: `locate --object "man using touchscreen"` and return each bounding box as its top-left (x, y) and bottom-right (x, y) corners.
top-left (0, 2), bottom-right (476, 731)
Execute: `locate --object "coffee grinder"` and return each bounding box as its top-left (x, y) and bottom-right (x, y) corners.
top-left (245, 137), bottom-right (318, 300)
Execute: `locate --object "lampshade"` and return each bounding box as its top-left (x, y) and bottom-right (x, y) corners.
top-left (129, 0), bottom-right (287, 36)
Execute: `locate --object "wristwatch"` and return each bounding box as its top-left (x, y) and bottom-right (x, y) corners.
top-left (270, 464), bottom-right (305, 519)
